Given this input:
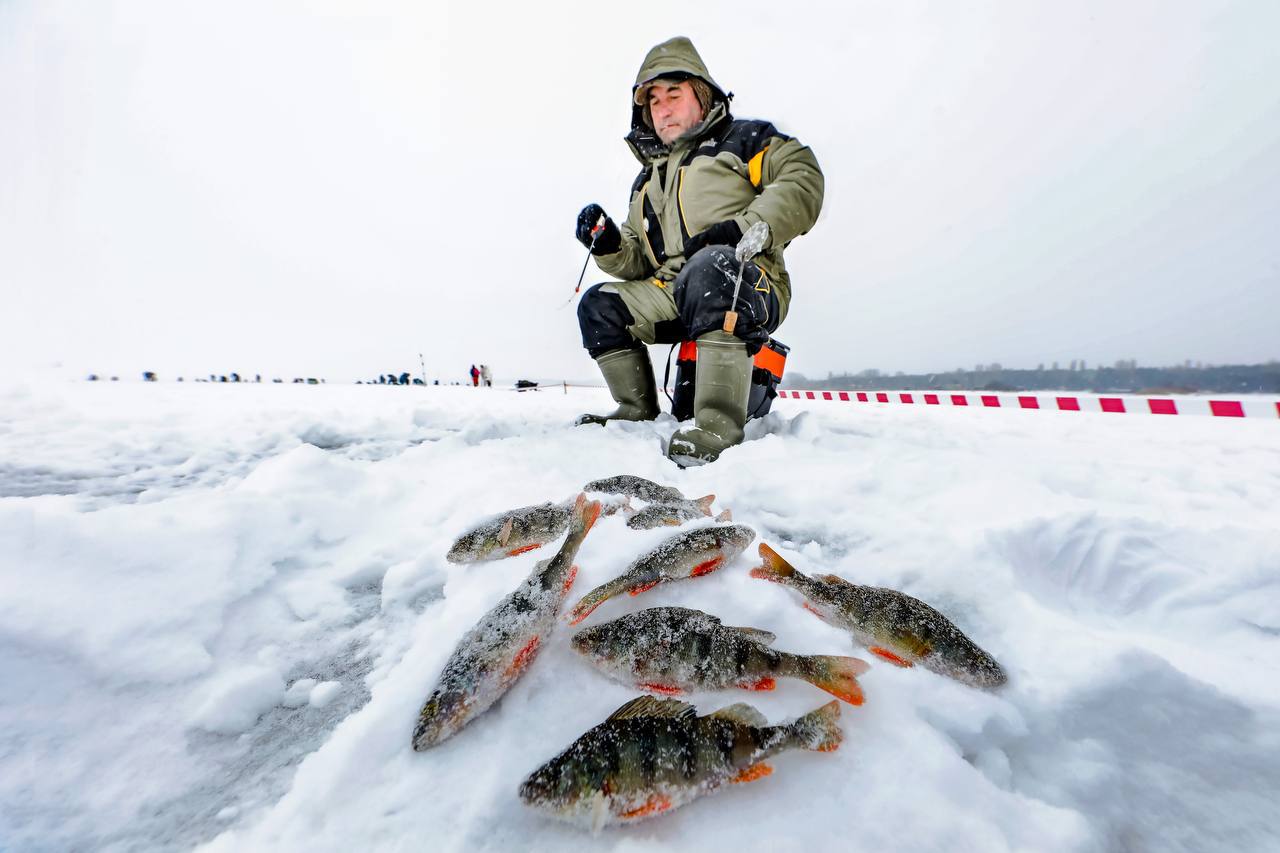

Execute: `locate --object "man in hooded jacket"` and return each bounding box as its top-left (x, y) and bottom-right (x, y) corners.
top-left (575, 36), bottom-right (823, 465)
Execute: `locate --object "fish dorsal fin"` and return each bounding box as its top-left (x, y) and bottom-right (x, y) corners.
top-left (715, 508), bottom-right (733, 522)
top-left (694, 495), bottom-right (715, 516)
top-left (729, 626), bottom-right (777, 645)
top-left (820, 573), bottom-right (854, 587)
top-left (497, 516), bottom-right (514, 546)
top-left (707, 703), bottom-right (767, 727)
top-left (607, 695), bottom-right (697, 722)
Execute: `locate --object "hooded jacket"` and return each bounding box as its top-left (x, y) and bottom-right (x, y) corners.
top-left (594, 36), bottom-right (824, 323)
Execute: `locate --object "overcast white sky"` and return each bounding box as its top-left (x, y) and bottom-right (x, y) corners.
top-left (3, 0), bottom-right (1278, 384)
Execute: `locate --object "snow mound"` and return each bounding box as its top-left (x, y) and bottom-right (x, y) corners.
top-left (2, 382), bottom-right (1278, 852)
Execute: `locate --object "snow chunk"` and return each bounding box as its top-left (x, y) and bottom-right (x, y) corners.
top-left (282, 579), bottom-right (350, 622)
top-left (190, 667), bottom-right (284, 734)
top-left (237, 443), bottom-right (365, 497)
top-left (282, 678), bottom-right (318, 708)
top-left (308, 681), bottom-right (342, 709)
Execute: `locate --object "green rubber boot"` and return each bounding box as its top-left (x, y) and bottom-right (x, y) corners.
top-left (666, 331), bottom-right (752, 466)
top-left (575, 347), bottom-right (660, 426)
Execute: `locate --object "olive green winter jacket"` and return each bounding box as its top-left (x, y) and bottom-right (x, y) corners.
top-left (594, 36), bottom-right (824, 325)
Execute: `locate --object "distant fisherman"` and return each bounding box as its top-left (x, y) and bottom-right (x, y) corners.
top-left (751, 544), bottom-right (1007, 689)
top-left (520, 695), bottom-right (842, 831)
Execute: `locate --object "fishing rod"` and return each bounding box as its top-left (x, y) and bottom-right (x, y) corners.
top-left (560, 217), bottom-right (606, 309)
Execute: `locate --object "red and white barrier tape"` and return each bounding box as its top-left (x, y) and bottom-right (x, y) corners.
top-left (776, 389), bottom-right (1280, 419)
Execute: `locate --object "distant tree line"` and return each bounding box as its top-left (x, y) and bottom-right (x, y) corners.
top-left (784, 360), bottom-right (1280, 394)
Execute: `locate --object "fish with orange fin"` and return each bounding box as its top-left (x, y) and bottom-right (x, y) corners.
top-left (413, 494), bottom-right (602, 750)
top-left (584, 474), bottom-right (724, 530)
top-left (566, 524), bottom-right (755, 625)
top-left (750, 543), bottom-right (1007, 689)
top-left (446, 494), bottom-right (626, 564)
top-left (519, 695), bottom-right (843, 831)
top-left (625, 495), bottom-right (727, 530)
top-left (571, 606), bottom-right (869, 705)
top-left (582, 474), bottom-right (687, 504)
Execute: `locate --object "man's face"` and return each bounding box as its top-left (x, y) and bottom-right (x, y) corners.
top-left (648, 80), bottom-right (705, 145)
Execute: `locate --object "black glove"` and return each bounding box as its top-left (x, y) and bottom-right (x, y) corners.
top-left (575, 204), bottom-right (622, 255)
top-left (682, 219), bottom-right (743, 259)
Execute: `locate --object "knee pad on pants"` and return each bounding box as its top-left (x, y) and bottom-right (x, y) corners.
top-left (674, 247), bottom-right (779, 354)
top-left (578, 284), bottom-right (639, 358)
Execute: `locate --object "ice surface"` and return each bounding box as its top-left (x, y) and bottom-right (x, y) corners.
top-left (1, 380), bottom-right (1279, 852)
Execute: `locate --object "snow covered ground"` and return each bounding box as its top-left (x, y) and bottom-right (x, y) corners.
top-left (2, 378), bottom-right (1279, 852)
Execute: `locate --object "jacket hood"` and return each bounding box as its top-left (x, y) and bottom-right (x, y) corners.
top-left (631, 36), bottom-right (728, 106)
top-left (625, 36), bottom-right (732, 163)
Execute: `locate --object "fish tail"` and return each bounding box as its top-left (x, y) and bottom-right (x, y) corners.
top-left (749, 543), bottom-right (797, 584)
top-left (568, 493), bottom-right (603, 541)
top-left (786, 653), bottom-right (870, 706)
top-left (787, 701), bottom-right (844, 752)
top-left (694, 494), bottom-right (715, 516)
top-left (566, 584), bottom-right (612, 625)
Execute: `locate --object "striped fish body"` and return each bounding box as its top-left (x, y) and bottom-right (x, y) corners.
top-left (752, 544), bottom-right (1007, 689)
top-left (414, 497), bottom-right (601, 749)
top-left (447, 496), bottom-right (626, 564)
top-left (519, 696), bottom-right (842, 829)
top-left (625, 501), bottom-right (707, 530)
top-left (573, 607), bottom-right (869, 704)
top-left (567, 525), bottom-right (756, 625)
top-left (583, 474), bottom-right (686, 504)
top-left (446, 501), bottom-right (571, 563)
top-left (572, 607), bottom-right (785, 692)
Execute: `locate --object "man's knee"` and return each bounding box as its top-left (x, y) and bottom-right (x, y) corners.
top-left (674, 247), bottom-right (777, 352)
top-left (675, 246), bottom-right (742, 314)
top-left (679, 246), bottom-right (738, 300)
top-left (578, 283), bottom-right (639, 357)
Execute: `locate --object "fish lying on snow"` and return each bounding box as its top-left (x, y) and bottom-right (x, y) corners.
top-left (751, 543), bottom-right (1007, 689)
top-left (567, 524), bottom-right (756, 625)
top-left (625, 497), bottom-right (727, 530)
top-left (413, 494), bottom-right (602, 750)
top-left (519, 695), bottom-right (843, 830)
top-left (585, 474), bottom-right (725, 530)
top-left (582, 474), bottom-right (687, 504)
top-left (572, 606), bottom-right (869, 704)
top-left (446, 495), bottom-right (625, 564)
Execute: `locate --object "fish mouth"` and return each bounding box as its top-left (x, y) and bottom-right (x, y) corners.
top-left (954, 659), bottom-right (1008, 689)
top-left (412, 695), bottom-right (471, 750)
top-left (412, 719), bottom-right (452, 751)
top-left (446, 537), bottom-right (491, 562)
top-left (517, 778), bottom-right (543, 804)
top-left (518, 773), bottom-right (574, 811)
top-left (569, 626), bottom-right (608, 653)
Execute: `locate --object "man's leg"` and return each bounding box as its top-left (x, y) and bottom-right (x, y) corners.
top-left (667, 247), bottom-right (780, 465)
top-left (574, 279), bottom-right (680, 426)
